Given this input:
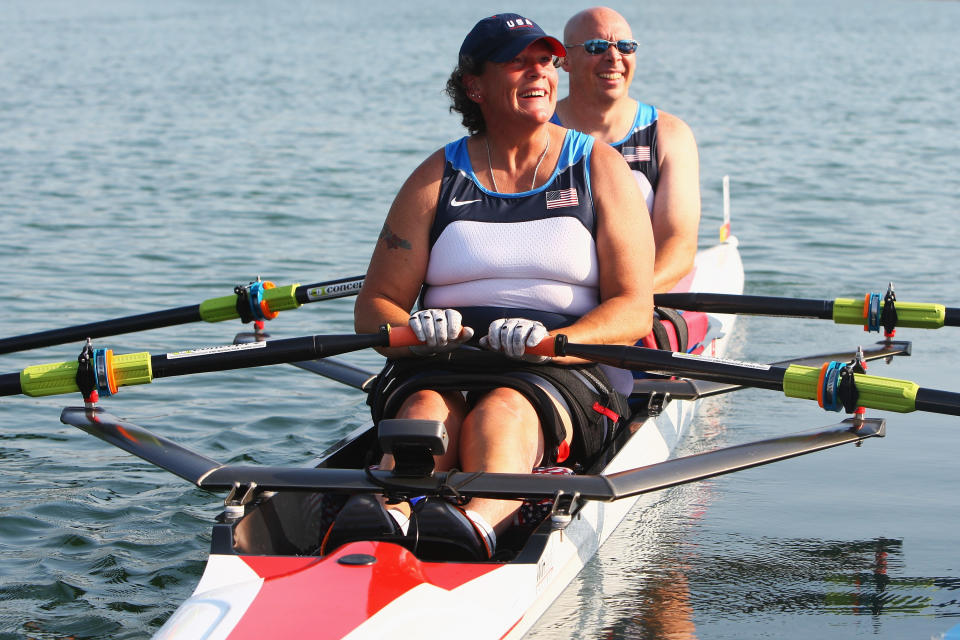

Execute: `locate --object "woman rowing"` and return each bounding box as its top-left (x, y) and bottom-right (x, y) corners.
top-left (335, 13), bottom-right (654, 561)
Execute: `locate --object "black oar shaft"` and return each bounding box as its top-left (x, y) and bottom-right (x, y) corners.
top-left (653, 292), bottom-right (834, 319)
top-left (294, 276), bottom-right (364, 304)
top-left (656, 292), bottom-right (953, 330)
top-left (558, 341), bottom-right (788, 391)
top-left (542, 338), bottom-right (960, 417)
top-left (7, 328), bottom-right (407, 399)
top-left (150, 333), bottom-right (388, 380)
top-left (0, 372), bottom-right (20, 396)
top-left (914, 388), bottom-right (960, 416)
top-left (945, 307), bottom-right (960, 327)
top-left (0, 306), bottom-right (201, 355)
top-left (0, 275), bottom-right (367, 357)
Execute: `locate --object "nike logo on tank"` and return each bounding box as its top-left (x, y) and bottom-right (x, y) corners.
top-left (450, 198), bottom-right (482, 207)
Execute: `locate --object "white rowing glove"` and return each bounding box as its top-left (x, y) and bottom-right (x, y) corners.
top-left (408, 308), bottom-right (474, 356)
top-left (480, 318), bottom-right (551, 363)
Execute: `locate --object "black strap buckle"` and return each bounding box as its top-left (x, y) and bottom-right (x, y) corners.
top-left (880, 283), bottom-right (898, 337)
top-left (75, 339), bottom-right (97, 402)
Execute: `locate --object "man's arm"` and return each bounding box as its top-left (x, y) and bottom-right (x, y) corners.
top-left (555, 141), bottom-right (654, 349)
top-left (652, 111), bottom-right (701, 293)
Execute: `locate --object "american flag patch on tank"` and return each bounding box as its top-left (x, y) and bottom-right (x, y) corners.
top-left (622, 146), bottom-right (651, 162)
top-left (545, 187), bottom-right (578, 209)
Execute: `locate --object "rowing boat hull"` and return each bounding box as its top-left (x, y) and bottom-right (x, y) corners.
top-left (154, 237), bottom-right (744, 640)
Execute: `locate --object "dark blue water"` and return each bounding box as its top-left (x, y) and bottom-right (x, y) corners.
top-left (1, 1), bottom-right (959, 638)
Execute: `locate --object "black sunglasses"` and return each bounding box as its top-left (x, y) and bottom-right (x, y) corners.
top-left (566, 39), bottom-right (639, 55)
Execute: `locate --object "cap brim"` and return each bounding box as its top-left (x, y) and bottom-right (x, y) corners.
top-left (488, 35), bottom-right (566, 63)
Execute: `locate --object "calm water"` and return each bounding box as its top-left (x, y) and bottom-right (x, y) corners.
top-left (1, 1), bottom-right (959, 638)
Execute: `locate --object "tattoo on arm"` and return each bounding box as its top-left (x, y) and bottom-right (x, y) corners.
top-left (379, 223), bottom-right (412, 250)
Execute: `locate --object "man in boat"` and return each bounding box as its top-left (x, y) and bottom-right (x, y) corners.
top-left (553, 6), bottom-right (700, 294)
top-left (334, 13), bottom-right (655, 561)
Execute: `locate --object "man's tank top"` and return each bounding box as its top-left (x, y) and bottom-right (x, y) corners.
top-left (551, 102), bottom-right (659, 212)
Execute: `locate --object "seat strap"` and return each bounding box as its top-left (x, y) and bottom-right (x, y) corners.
top-left (653, 306), bottom-right (689, 352)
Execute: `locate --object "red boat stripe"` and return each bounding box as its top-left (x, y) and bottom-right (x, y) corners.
top-left (225, 542), bottom-right (500, 639)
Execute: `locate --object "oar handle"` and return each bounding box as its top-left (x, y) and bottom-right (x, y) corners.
top-left (378, 325), bottom-right (486, 350)
top-left (386, 327), bottom-right (568, 357)
top-left (525, 335), bottom-right (562, 358)
top-left (386, 328), bottom-right (573, 360)
top-left (384, 325), bottom-right (421, 348)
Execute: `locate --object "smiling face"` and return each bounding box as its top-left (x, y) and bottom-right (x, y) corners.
top-left (562, 8), bottom-right (636, 105)
top-left (466, 39), bottom-right (559, 130)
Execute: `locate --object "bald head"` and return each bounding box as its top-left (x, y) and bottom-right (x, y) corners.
top-left (557, 5), bottom-right (638, 122)
top-left (563, 6), bottom-right (633, 44)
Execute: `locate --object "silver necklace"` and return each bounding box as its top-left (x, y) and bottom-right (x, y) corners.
top-left (485, 131), bottom-right (550, 193)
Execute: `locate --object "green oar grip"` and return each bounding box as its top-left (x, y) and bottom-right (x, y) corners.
top-left (832, 298), bottom-right (945, 329)
top-left (19, 352), bottom-right (153, 397)
top-left (263, 284), bottom-right (301, 312)
top-left (198, 283), bottom-right (301, 323)
top-left (199, 294), bottom-right (243, 323)
top-left (782, 364), bottom-right (919, 413)
top-left (781, 365), bottom-right (820, 401)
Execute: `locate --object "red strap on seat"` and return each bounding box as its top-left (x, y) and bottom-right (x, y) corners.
top-left (592, 402), bottom-right (620, 422)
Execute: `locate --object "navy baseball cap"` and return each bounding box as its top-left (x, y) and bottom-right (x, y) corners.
top-left (459, 13), bottom-right (565, 64)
